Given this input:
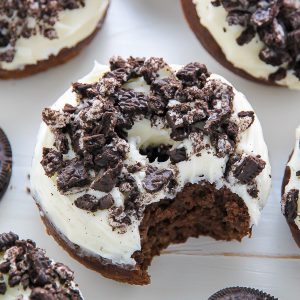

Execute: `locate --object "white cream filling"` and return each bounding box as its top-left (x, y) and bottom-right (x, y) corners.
top-left (0, 0), bottom-right (109, 71)
top-left (193, 0), bottom-right (300, 90)
top-left (30, 62), bottom-right (271, 266)
top-left (283, 127), bottom-right (300, 229)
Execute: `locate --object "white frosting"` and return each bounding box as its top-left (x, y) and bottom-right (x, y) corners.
top-left (193, 0), bottom-right (300, 90)
top-left (283, 127), bottom-right (300, 229)
top-left (30, 62), bottom-right (271, 266)
top-left (0, 0), bottom-right (109, 71)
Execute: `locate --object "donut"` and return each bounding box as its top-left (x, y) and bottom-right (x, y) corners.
top-left (208, 287), bottom-right (277, 300)
top-left (0, 0), bottom-right (109, 79)
top-left (181, 0), bottom-right (300, 89)
top-left (281, 127), bottom-right (300, 247)
top-left (0, 232), bottom-right (83, 299)
top-left (30, 56), bottom-right (271, 285)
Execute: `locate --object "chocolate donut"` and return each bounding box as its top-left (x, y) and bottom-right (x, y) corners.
top-left (182, 0), bottom-right (300, 89)
top-left (0, 0), bottom-right (109, 79)
top-left (30, 56), bottom-right (271, 285)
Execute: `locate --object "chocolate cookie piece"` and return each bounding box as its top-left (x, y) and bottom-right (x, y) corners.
top-left (0, 128), bottom-right (12, 200)
top-left (209, 287), bottom-right (277, 300)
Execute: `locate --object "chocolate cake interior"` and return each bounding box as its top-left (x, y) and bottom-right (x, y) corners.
top-left (133, 181), bottom-right (250, 273)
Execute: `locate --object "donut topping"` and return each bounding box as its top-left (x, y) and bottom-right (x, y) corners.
top-left (0, 0), bottom-right (85, 63)
top-left (0, 232), bottom-right (82, 299)
top-left (40, 57), bottom-right (266, 230)
top-left (213, 0), bottom-right (300, 81)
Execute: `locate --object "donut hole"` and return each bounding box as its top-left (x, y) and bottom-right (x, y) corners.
top-left (139, 144), bottom-right (172, 163)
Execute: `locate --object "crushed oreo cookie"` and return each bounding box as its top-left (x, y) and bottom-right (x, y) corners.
top-left (0, 232), bottom-right (83, 299)
top-left (40, 56), bottom-right (265, 229)
top-left (0, 0), bottom-right (85, 63)
top-left (214, 0), bottom-right (300, 81)
top-left (284, 189), bottom-right (299, 222)
top-left (233, 155), bottom-right (266, 184)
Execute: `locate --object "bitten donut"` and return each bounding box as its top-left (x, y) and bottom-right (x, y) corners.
top-left (0, 232), bottom-right (83, 299)
top-left (282, 127), bottom-right (300, 247)
top-left (0, 0), bottom-right (109, 79)
top-left (31, 56), bottom-right (271, 285)
top-left (181, 0), bottom-right (300, 89)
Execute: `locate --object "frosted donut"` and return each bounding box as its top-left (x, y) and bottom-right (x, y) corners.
top-left (31, 56), bottom-right (271, 284)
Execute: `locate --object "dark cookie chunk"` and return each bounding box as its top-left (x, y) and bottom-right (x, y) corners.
top-left (140, 57), bottom-right (166, 84)
top-left (212, 133), bottom-right (234, 157)
top-left (42, 108), bottom-right (70, 129)
top-left (91, 163), bottom-right (123, 193)
top-left (57, 158), bottom-right (89, 193)
top-left (284, 189), bottom-right (299, 222)
top-left (208, 286), bottom-right (277, 300)
top-left (176, 62), bottom-right (209, 87)
top-left (151, 77), bottom-right (182, 100)
top-left (117, 89), bottom-right (148, 116)
top-left (41, 148), bottom-right (63, 177)
top-left (227, 10), bottom-right (251, 26)
top-left (0, 128), bottom-right (12, 200)
top-left (127, 163), bottom-right (143, 173)
top-left (0, 232), bottom-right (18, 251)
top-left (168, 147), bottom-right (187, 163)
top-left (72, 82), bottom-right (98, 99)
top-left (75, 194), bottom-right (114, 212)
top-left (54, 130), bottom-right (69, 154)
top-left (82, 134), bottom-right (106, 154)
top-left (238, 111), bottom-right (255, 131)
top-left (233, 155), bottom-right (266, 184)
top-left (143, 168), bottom-right (173, 193)
top-left (269, 67), bottom-right (287, 82)
top-left (237, 26), bottom-right (256, 45)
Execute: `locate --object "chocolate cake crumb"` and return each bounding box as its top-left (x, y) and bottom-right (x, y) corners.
top-left (0, 0), bottom-right (85, 63)
top-left (233, 155), bottom-right (266, 184)
top-left (284, 189), bottom-right (299, 222)
top-left (217, 0), bottom-right (300, 81)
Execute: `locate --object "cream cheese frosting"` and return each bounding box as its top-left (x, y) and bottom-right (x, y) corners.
top-left (30, 62), bottom-right (271, 266)
top-left (0, 0), bottom-right (109, 71)
top-left (193, 0), bottom-right (300, 90)
top-left (283, 127), bottom-right (300, 229)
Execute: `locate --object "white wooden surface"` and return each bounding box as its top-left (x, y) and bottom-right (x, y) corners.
top-left (0, 0), bottom-right (300, 299)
